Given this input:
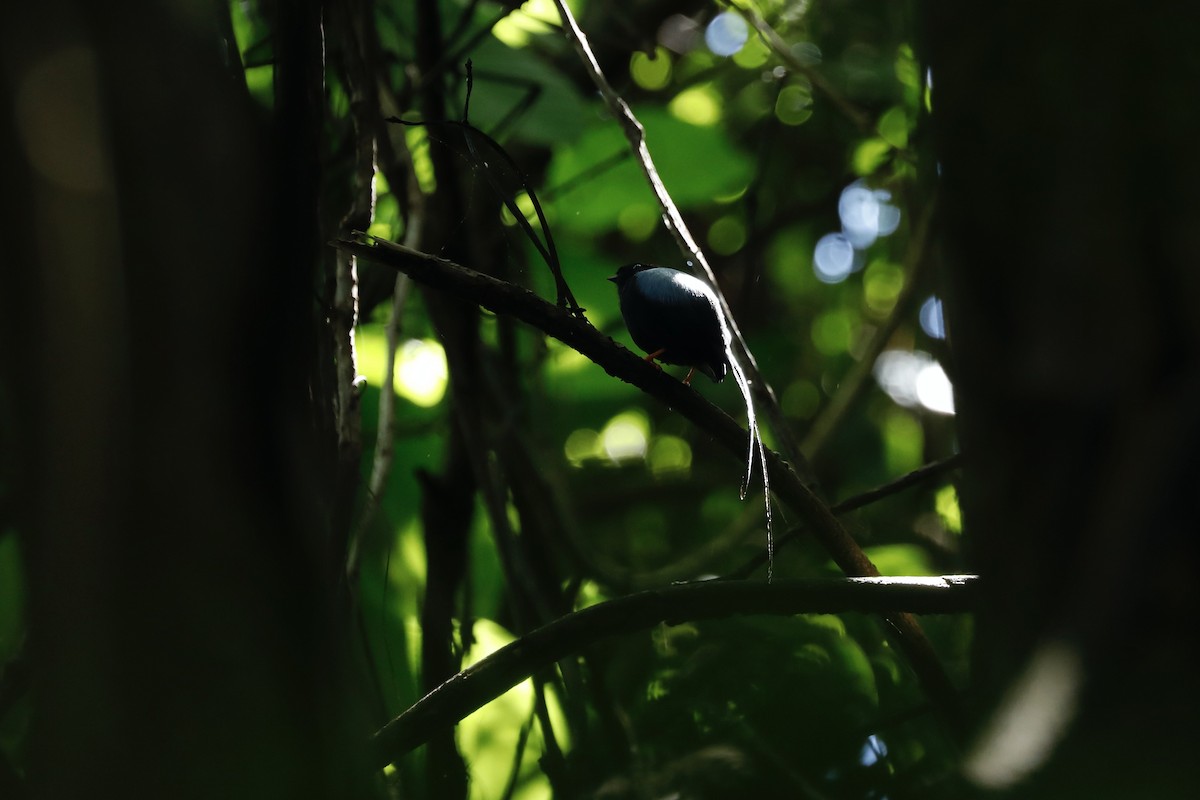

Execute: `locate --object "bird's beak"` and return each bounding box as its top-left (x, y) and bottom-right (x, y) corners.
top-left (606, 274), bottom-right (618, 282)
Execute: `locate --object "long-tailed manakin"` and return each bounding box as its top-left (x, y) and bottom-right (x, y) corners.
top-left (607, 263), bottom-right (731, 385)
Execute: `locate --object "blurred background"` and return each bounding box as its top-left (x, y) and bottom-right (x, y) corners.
top-left (1, 1), bottom-right (1196, 798)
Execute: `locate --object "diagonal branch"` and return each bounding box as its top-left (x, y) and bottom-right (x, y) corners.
top-left (550, 0), bottom-right (812, 482)
top-left (370, 575), bottom-right (979, 767)
top-left (338, 237), bottom-right (965, 735)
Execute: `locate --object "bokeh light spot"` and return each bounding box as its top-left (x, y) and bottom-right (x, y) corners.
top-left (732, 34), bottom-right (770, 68)
top-left (853, 138), bottom-right (893, 177)
top-left (936, 485), bottom-right (962, 533)
top-left (919, 296), bottom-right (946, 339)
top-left (649, 435), bottom-right (693, 476)
top-left (491, 0), bottom-right (559, 47)
top-left (839, 180), bottom-right (901, 249)
top-left (860, 734), bottom-right (889, 767)
top-left (876, 106), bottom-right (910, 149)
top-left (813, 233), bottom-right (855, 283)
top-left (601, 409), bottom-right (651, 463)
top-left (564, 428), bottom-right (600, 466)
top-left (874, 350), bottom-right (955, 415)
top-left (705, 11), bottom-right (749, 56)
top-left (658, 14), bottom-right (702, 54)
top-left (668, 84), bottom-right (722, 126)
top-left (396, 339), bottom-right (448, 407)
top-left (631, 47), bottom-right (673, 90)
top-left (774, 83), bottom-right (814, 126)
top-left (916, 361), bottom-right (955, 415)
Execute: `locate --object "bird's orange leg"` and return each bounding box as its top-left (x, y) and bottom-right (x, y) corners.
top-left (643, 348), bottom-right (666, 371)
top-left (683, 368), bottom-right (696, 385)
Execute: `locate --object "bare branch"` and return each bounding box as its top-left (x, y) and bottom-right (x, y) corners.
top-left (832, 453), bottom-right (964, 515)
top-left (370, 575), bottom-right (979, 767)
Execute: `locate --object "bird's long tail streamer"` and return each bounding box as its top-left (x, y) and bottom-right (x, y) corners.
top-left (728, 349), bottom-right (773, 581)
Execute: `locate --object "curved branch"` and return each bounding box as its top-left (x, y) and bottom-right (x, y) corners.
top-left (370, 575), bottom-right (979, 767)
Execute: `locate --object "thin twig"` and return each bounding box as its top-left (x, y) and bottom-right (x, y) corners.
top-left (369, 575), bottom-right (979, 766)
top-left (386, 114), bottom-right (582, 313)
top-left (832, 452), bottom-right (964, 515)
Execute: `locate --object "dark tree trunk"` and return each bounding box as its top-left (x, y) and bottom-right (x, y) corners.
top-left (925, 2), bottom-right (1200, 795)
top-left (1, 2), bottom-right (373, 797)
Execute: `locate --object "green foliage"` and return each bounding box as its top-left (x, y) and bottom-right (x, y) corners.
top-left (545, 107), bottom-right (756, 235)
top-left (328, 1), bottom-right (962, 796)
top-left (0, 0), bottom-right (965, 796)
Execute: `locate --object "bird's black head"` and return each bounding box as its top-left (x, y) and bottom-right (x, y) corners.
top-left (606, 263), bottom-right (653, 289)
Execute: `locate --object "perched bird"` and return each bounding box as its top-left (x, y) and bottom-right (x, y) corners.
top-left (608, 261), bottom-right (776, 580)
top-left (607, 263), bottom-right (731, 384)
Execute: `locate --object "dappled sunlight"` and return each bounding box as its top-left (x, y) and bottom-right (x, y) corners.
top-left (648, 434), bottom-right (693, 477)
top-left (357, 328), bottom-right (448, 407)
top-left (491, 0), bottom-right (560, 48)
top-left (630, 47), bottom-right (672, 90)
top-left (705, 11), bottom-right (749, 57)
top-left (814, 180), bottom-right (901, 283)
top-left (563, 412), bottom-right (694, 475)
top-left (774, 81), bottom-right (814, 126)
top-left (397, 339), bottom-right (449, 407)
top-left (919, 295), bottom-right (946, 339)
top-left (874, 350), bottom-right (955, 415)
top-left (915, 360), bottom-right (955, 414)
top-left (459, 619), bottom-right (568, 800)
top-left (668, 85), bottom-right (723, 126)
top-left (839, 180), bottom-right (901, 249)
top-left (563, 428), bottom-right (600, 466)
top-left (813, 233), bottom-right (857, 283)
top-left (601, 410), bottom-right (650, 463)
